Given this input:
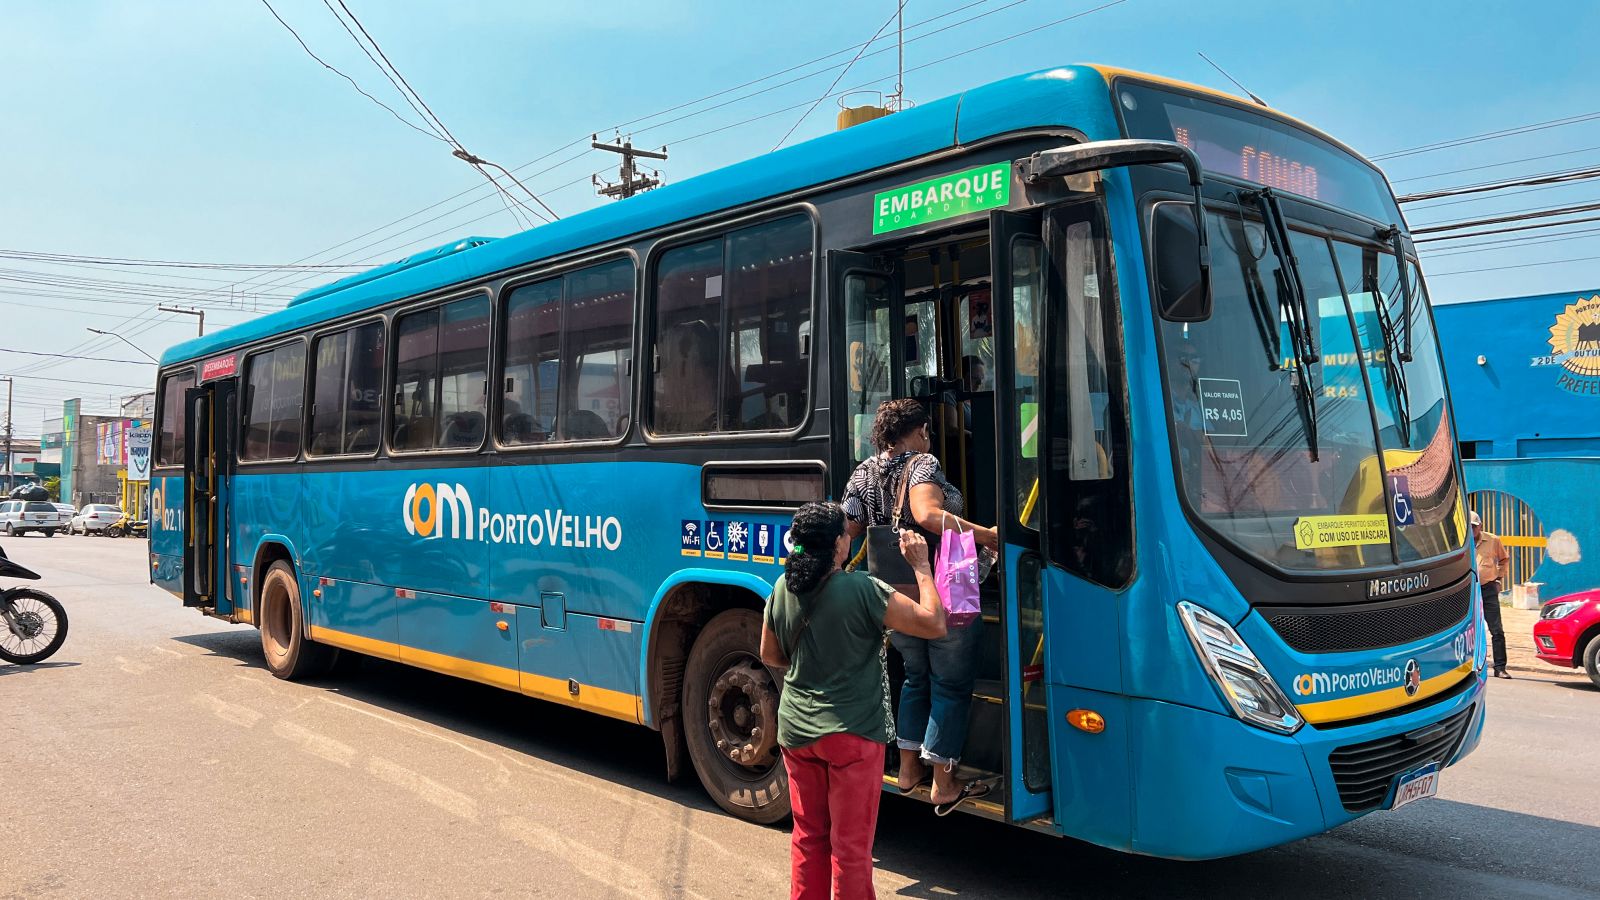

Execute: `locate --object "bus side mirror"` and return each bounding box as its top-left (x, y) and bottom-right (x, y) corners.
top-left (1153, 203), bottom-right (1214, 322)
top-left (1020, 139), bottom-right (1212, 322)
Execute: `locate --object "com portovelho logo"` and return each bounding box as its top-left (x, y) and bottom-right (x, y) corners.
top-left (401, 482), bottom-right (622, 550)
top-left (1293, 660), bottom-right (1419, 698)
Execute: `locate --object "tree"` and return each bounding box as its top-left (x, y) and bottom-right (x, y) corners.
top-left (41, 476), bottom-right (60, 501)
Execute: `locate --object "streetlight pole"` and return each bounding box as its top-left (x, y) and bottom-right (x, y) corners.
top-left (86, 327), bottom-right (159, 363)
top-left (157, 305), bottom-right (205, 337)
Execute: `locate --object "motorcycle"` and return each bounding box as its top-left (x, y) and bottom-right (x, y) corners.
top-left (105, 515), bottom-right (148, 539)
top-left (0, 545), bottom-right (67, 664)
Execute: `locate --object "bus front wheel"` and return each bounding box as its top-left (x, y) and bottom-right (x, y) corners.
top-left (257, 561), bottom-right (338, 680)
top-left (682, 608), bottom-right (790, 825)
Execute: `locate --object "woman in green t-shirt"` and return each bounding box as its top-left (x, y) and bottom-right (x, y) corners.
top-left (760, 501), bottom-right (945, 900)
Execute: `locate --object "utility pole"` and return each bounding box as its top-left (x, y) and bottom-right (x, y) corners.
top-left (158, 305), bottom-right (205, 336)
top-left (592, 135), bottom-right (667, 200)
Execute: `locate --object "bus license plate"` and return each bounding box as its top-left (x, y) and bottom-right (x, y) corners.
top-left (1389, 762), bottom-right (1440, 810)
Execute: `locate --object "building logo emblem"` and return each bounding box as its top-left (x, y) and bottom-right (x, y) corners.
top-left (1532, 294), bottom-right (1600, 394)
top-left (402, 482), bottom-right (475, 540)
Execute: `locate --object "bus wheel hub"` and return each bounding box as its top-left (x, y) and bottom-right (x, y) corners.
top-left (707, 660), bottom-right (777, 767)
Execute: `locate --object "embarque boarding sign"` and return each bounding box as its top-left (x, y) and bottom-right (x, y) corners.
top-left (873, 164), bottom-right (1011, 234)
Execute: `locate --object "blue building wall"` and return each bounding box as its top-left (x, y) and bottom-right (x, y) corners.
top-left (1436, 289), bottom-right (1600, 597)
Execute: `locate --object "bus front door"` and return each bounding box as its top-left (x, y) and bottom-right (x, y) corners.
top-left (990, 209), bottom-right (1054, 823)
top-left (181, 378), bottom-right (236, 615)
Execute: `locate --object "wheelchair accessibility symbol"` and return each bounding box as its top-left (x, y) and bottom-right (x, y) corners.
top-left (1389, 475), bottom-right (1416, 527)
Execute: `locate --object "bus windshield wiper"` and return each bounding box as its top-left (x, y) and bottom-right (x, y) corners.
top-left (1372, 227), bottom-right (1414, 445)
top-left (1250, 189), bottom-right (1320, 460)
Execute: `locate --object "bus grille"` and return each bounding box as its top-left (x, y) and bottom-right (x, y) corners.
top-left (1261, 581), bottom-right (1471, 654)
top-left (1327, 706), bottom-right (1474, 812)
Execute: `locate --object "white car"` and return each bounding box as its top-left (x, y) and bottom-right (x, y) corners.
top-left (70, 504), bottom-right (125, 535)
top-left (0, 500), bottom-right (67, 536)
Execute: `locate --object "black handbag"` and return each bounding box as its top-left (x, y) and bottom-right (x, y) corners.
top-left (865, 454), bottom-right (924, 591)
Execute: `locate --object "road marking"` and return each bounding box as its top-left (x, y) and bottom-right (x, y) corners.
top-left (151, 646), bottom-right (183, 658)
top-left (192, 692), bottom-right (263, 728)
top-left (367, 757), bottom-right (480, 821)
top-left (499, 815), bottom-right (711, 900)
top-left (115, 656), bottom-right (152, 675)
top-left (318, 695), bottom-right (512, 783)
top-left (272, 720), bottom-right (357, 768)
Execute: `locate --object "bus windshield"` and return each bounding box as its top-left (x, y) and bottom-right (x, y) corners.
top-left (1155, 203), bottom-right (1465, 572)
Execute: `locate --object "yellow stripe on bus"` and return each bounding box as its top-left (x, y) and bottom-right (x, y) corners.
top-left (307, 625), bottom-right (642, 724)
top-left (1295, 660), bottom-right (1475, 725)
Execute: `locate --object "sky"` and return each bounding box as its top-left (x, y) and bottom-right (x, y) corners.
top-left (4, 0), bottom-right (1599, 439)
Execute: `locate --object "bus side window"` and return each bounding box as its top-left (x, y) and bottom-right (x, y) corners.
top-left (156, 370), bottom-right (195, 467)
top-left (652, 215), bottom-right (813, 435)
top-left (309, 321), bottom-right (385, 456)
top-left (437, 296), bottom-right (490, 449)
top-left (560, 259), bottom-right (634, 440)
top-left (502, 278), bottom-right (562, 445)
top-left (393, 307), bottom-right (440, 451)
top-left (843, 272), bottom-right (893, 465)
top-left (241, 343), bottom-right (305, 461)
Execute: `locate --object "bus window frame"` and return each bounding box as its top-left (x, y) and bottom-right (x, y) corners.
top-left (303, 315), bottom-right (388, 461)
top-left (152, 365), bottom-right (197, 473)
top-left (237, 336), bottom-right (310, 467)
top-left (699, 458), bottom-right (829, 513)
top-left (641, 203), bottom-right (821, 446)
top-left (493, 249), bottom-right (641, 453)
top-left (385, 288), bottom-right (496, 459)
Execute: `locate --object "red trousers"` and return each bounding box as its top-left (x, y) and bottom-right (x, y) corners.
top-left (783, 732), bottom-right (885, 900)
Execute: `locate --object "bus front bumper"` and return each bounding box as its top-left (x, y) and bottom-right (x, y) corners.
top-left (1123, 672), bottom-right (1485, 859)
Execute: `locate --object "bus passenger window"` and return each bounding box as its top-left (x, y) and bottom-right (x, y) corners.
top-left (561, 259), bottom-right (634, 440)
top-left (393, 307), bottom-right (440, 450)
top-left (437, 296), bottom-right (490, 449)
top-left (652, 215), bottom-right (812, 435)
top-left (502, 278), bottom-right (562, 445)
top-left (309, 321), bottom-right (385, 456)
top-left (156, 370), bottom-right (195, 467)
top-left (241, 343), bottom-right (305, 461)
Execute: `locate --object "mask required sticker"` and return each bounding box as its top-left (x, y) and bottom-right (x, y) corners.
top-left (1293, 514), bottom-right (1391, 550)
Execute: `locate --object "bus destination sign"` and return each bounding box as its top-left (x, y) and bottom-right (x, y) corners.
top-left (873, 163), bottom-right (1010, 235)
top-left (200, 353), bottom-right (238, 381)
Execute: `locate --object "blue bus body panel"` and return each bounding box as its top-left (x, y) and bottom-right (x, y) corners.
top-left (149, 474), bottom-right (186, 596)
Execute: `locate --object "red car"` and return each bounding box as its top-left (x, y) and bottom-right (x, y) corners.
top-left (1533, 589), bottom-right (1600, 688)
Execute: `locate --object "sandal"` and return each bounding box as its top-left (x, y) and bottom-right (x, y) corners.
top-left (897, 773), bottom-right (932, 795)
top-left (933, 779), bottom-right (994, 817)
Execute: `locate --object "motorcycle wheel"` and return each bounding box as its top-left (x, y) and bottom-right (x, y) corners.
top-left (0, 590), bottom-right (68, 664)
top-left (106, 525), bottom-right (123, 538)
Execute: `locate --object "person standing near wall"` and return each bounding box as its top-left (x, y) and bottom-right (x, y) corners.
top-left (1471, 511), bottom-right (1513, 679)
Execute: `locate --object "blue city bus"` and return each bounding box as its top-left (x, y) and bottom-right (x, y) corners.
top-left (150, 64), bottom-right (1486, 859)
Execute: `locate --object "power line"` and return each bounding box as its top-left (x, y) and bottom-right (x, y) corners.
top-left (1411, 199), bottom-right (1600, 235)
top-left (1390, 144), bottom-right (1600, 184)
top-left (0, 249), bottom-right (365, 271)
top-left (1422, 225), bottom-right (1600, 256)
top-left (0, 349), bottom-right (157, 365)
top-left (1413, 212), bottom-right (1600, 244)
top-left (1374, 110), bottom-right (1600, 162)
top-left (256, 0), bottom-right (446, 143)
top-left (1427, 253), bottom-right (1600, 278)
top-left (1396, 165), bottom-right (1600, 203)
top-left (772, 3), bottom-right (904, 151)
top-left (0, 374), bottom-right (151, 390)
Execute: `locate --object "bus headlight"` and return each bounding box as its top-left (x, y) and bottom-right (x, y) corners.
top-left (1177, 601), bottom-right (1303, 735)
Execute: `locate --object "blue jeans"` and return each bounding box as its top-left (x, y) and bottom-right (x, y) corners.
top-left (890, 619), bottom-right (983, 766)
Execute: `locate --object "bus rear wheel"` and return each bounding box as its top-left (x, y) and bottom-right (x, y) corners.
top-left (257, 561), bottom-right (338, 680)
top-left (682, 608), bottom-right (789, 825)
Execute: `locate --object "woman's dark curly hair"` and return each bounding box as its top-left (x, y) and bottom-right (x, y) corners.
top-left (784, 501), bottom-right (846, 594)
top-left (870, 398), bottom-right (930, 452)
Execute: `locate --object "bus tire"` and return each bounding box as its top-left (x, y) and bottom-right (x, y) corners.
top-left (257, 561), bottom-right (338, 680)
top-left (681, 608), bottom-right (790, 825)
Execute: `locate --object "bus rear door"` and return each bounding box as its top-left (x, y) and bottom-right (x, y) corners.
top-left (182, 376), bottom-right (238, 617)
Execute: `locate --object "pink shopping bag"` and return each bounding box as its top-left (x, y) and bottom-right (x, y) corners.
top-left (935, 514), bottom-right (982, 627)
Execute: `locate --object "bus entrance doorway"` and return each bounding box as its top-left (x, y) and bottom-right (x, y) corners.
top-left (831, 213), bottom-right (1053, 823)
top-left (181, 377), bottom-right (238, 618)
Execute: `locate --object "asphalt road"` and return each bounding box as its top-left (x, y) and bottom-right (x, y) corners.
top-left (3, 535), bottom-right (1596, 899)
